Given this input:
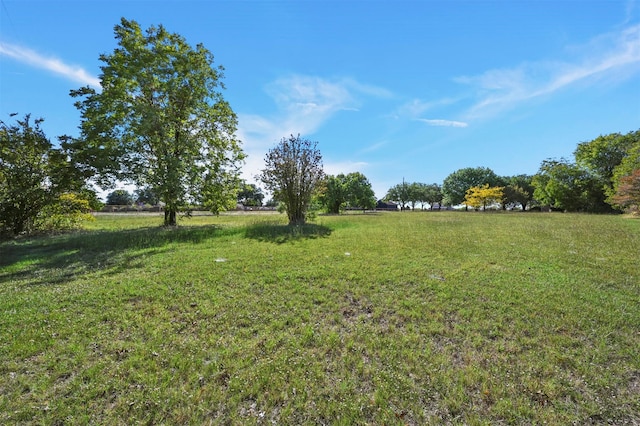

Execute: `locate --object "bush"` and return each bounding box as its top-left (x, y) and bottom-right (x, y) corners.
top-left (36, 193), bottom-right (95, 232)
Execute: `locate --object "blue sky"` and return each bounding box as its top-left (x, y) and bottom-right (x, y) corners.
top-left (1, 0), bottom-right (639, 199)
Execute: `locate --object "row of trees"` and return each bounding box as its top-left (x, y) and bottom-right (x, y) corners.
top-left (382, 130), bottom-right (639, 213)
top-left (384, 172), bottom-right (534, 211)
top-left (104, 181), bottom-right (266, 209)
top-left (2, 18), bottom-right (638, 235)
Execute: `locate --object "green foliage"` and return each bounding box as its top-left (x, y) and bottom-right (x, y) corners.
top-left (464, 184), bottom-right (504, 210)
top-left (611, 169), bottom-right (640, 213)
top-left (77, 187), bottom-right (104, 211)
top-left (106, 189), bottom-right (133, 205)
top-left (442, 167), bottom-right (501, 207)
top-left (259, 134), bottom-right (324, 225)
top-left (386, 182), bottom-right (443, 210)
top-left (502, 174), bottom-right (535, 210)
top-left (319, 174), bottom-right (348, 214)
top-left (345, 172), bottom-right (376, 211)
top-left (573, 129), bottom-right (640, 208)
top-left (610, 133), bottom-right (640, 204)
top-left (0, 114), bottom-right (77, 236)
top-left (320, 172), bottom-right (376, 213)
top-left (134, 187), bottom-right (159, 205)
top-left (417, 182), bottom-right (444, 210)
top-left (575, 130), bottom-right (638, 186)
top-left (532, 159), bottom-right (611, 212)
top-left (385, 181), bottom-right (410, 209)
top-left (237, 182), bottom-right (264, 207)
top-left (36, 193), bottom-right (95, 231)
top-left (2, 213), bottom-right (639, 424)
top-left (69, 18), bottom-right (244, 226)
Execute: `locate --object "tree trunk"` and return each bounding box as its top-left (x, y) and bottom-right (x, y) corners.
top-left (164, 209), bottom-right (177, 226)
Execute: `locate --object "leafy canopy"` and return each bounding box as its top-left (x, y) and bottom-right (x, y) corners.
top-left (319, 172), bottom-right (376, 214)
top-left (106, 189), bottom-right (134, 206)
top-left (611, 169), bottom-right (640, 213)
top-left (259, 134), bottom-right (324, 225)
top-left (532, 159), bottom-right (610, 212)
top-left (69, 18), bottom-right (244, 226)
top-left (237, 182), bottom-right (264, 207)
top-left (464, 184), bottom-right (504, 210)
top-left (442, 167), bottom-right (501, 207)
top-left (0, 114), bottom-right (78, 235)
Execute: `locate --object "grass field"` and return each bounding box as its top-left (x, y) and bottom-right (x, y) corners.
top-left (1, 211), bottom-right (639, 424)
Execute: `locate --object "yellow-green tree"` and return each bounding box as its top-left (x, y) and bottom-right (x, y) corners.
top-left (464, 184), bottom-right (504, 210)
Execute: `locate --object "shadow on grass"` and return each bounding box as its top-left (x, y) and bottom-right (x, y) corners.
top-left (0, 224), bottom-right (242, 286)
top-left (244, 222), bottom-right (332, 244)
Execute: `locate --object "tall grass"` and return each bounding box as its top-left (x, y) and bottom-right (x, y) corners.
top-left (1, 211), bottom-right (638, 424)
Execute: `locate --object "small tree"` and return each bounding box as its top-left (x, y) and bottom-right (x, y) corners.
top-left (259, 134), bottom-right (324, 225)
top-left (502, 175), bottom-right (534, 210)
top-left (611, 169), bottom-right (640, 213)
top-left (464, 184), bottom-right (504, 210)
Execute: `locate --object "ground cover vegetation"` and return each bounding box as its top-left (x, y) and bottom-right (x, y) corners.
top-left (1, 212), bottom-right (638, 424)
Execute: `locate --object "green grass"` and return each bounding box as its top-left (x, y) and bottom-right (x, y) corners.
top-left (1, 211), bottom-right (639, 424)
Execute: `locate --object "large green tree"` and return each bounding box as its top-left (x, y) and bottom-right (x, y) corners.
top-left (237, 182), bottom-right (264, 207)
top-left (442, 167), bottom-right (501, 209)
top-left (385, 181), bottom-right (410, 210)
top-left (574, 130), bottom-right (640, 205)
top-left (259, 134), bottom-right (324, 225)
top-left (609, 132), bottom-right (640, 205)
top-left (501, 174), bottom-right (535, 210)
top-left (69, 18), bottom-right (244, 226)
top-left (106, 189), bottom-right (133, 206)
top-left (420, 183), bottom-right (443, 210)
top-left (134, 187), bottom-right (159, 205)
top-left (320, 174), bottom-right (349, 214)
top-left (320, 172), bottom-right (376, 214)
top-left (0, 115), bottom-right (75, 235)
top-left (532, 159), bottom-right (610, 212)
top-left (346, 172), bottom-right (376, 212)
top-left (574, 131), bottom-right (639, 192)
top-left (611, 169), bottom-right (640, 213)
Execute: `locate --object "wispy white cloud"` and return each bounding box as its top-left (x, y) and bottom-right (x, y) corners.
top-left (459, 24), bottom-right (640, 119)
top-left (359, 140), bottom-right (388, 153)
top-left (238, 75), bottom-right (390, 185)
top-left (416, 118), bottom-right (468, 128)
top-left (392, 97), bottom-right (460, 119)
top-left (323, 160), bottom-right (369, 176)
top-left (0, 41), bottom-right (100, 88)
